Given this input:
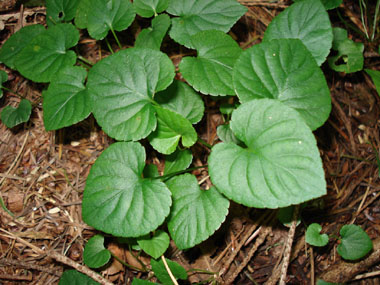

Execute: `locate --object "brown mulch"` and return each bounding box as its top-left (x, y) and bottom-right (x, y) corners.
top-left (1, 0), bottom-right (380, 284)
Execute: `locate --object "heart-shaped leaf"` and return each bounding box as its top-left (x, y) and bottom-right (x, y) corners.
top-left (82, 142), bottom-right (172, 237)
top-left (217, 124), bottom-right (242, 145)
top-left (209, 99), bottom-right (326, 208)
top-left (337, 224), bottom-right (373, 260)
top-left (135, 14), bottom-right (170, 50)
top-left (137, 230), bottom-right (170, 259)
top-left (0, 24), bottom-right (45, 70)
top-left (14, 23), bottom-right (79, 83)
top-left (233, 38), bottom-right (331, 130)
top-left (167, 0), bottom-right (247, 48)
top-left (0, 70), bottom-right (8, 99)
top-left (306, 223), bottom-right (329, 247)
top-left (133, 0), bottom-right (169, 18)
top-left (1, 99), bottom-right (32, 128)
top-left (43, 66), bottom-right (91, 131)
top-left (264, 0), bottom-right (332, 66)
top-left (166, 174), bottom-right (229, 249)
top-left (59, 270), bottom-right (99, 285)
top-left (83, 234), bottom-right (111, 268)
top-left (148, 106), bottom-right (197, 155)
top-left (46, 0), bottom-right (79, 26)
top-left (180, 30), bottom-right (242, 96)
top-left (87, 47), bottom-right (175, 141)
top-left (151, 258), bottom-right (187, 285)
top-left (366, 69), bottom-right (380, 97)
top-left (164, 149), bottom-right (193, 175)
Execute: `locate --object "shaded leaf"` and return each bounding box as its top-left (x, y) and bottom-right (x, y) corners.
top-left (132, 279), bottom-right (159, 285)
top-left (337, 224), bottom-right (373, 260)
top-left (59, 270), bottom-right (99, 285)
top-left (277, 206), bottom-right (301, 227)
top-left (1, 99), bottom-right (32, 128)
top-left (217, 124), bottom-right (242, 145)
top-left (133, 0), bottom-right (169, 18)
top-left (46, 0), bottom-right (79, 26)
top-left (135, 14), bottom-right (170, 50)
top-left (366, 69), bottom-right (380, 97)
top-left (164, 149), bottom-right (193, 175)
top-left (83, 234), bottom-right (111, 268)
top-left (0, 70), bottom-right (8, 99)
top-left (151, 258), bottom-right (187, 285)
top-left (306, 223), bottom-right (329, 247)
top-left (137, 230), bottom-right (170, 259)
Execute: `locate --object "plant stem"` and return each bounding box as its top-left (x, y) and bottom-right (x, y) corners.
top-left (161, 256), bottom-right (179, 285)
top-left (153, 165), bottom-right (208, 181)
top-left (110, 28), bottom-right (122, 50)
top-left (2, 87), bottom-right (25, 99)
top-left (371, 0), bottom-right (380, 40)
top-left (359, 0), bottom-right (370, 39)
top-left (78, 55), bottom-right (94, 66)
top-left (109, 251), bottom-right (144, 272)
top-left (105, 38), bottom-right (114, 54)
top-left (197, 137), bottom-right (213, 149)
top-left (0, 196), bottom-right (14, 217)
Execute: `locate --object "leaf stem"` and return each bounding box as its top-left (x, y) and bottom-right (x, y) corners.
top-left (109, 251), bottom-right (145, 272)
top-left (78, 55), bottom-right (94, 67)
top-left (105, 38), bottom-right (114, 54)
top-left (2, 87), bottom-right (25, 99)
top-left (110, 28), bottom-right (122, 50)
top-left (0, 196), bottom-right (15, 217)
top-left (197, 137), bottom-right (213, 149)
top-left (153, 165), bottom-right (208, 181)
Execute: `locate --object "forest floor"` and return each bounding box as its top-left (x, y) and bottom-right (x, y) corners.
top-left (1, 0), bottom-right (380, 284)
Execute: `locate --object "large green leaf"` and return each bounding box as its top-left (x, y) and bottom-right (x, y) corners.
top-left (83, 234), bottom-right (111, 268)
top-left (305, 223), bottom-right (329, 247)
top-left (137, 230), bottom-right (170, 259)
top-left (74, 0), bottom-right (91, 29)
top-left (164, 149), bottom-right (193, 175)
top-left (155, 80), bottom-right (204, 124)
top-left (43, 66), bottom-right (91, 131)
top-left (337, 225), bottom-right (373, 260)
top-left (294, 0), bottom-right (342, 10)
top-left (135, 14), bottom-right (170, 50)
top-left (133, 0), bottom-right (169, 18)
top-left (14, 23), bottom-right (79, 83)
top-left (208, 99), bottom-right (326, 208)
top-left (233, 39), bottom-right (331, 130)
top-left (82, 142), bottom-right (172, 237)
top-left (151, 258), bottom-right (187, 285)
top-left (148, 106), bottom-right (197, 155)
top-left (0, 70), bottom-right (8, 99)
top-left (166, 174), bottom-right (229, 249)
top-left (180, 30), bottom-right (242, 96)
top-left (87, 48), bottom-right (175, 141)
top-left (0, 24), bottom-right (45, 70)
top-left (366, 69), bottom-right (380, 97)
top-left (46, 0), bottom-right (79, 26)
top-left (166, 0), bottom-right (247, 48)
top-left (1, 99), bottom-right (32, 128)
top-left (59, 270), bottom-right (99, 285)
top-left (264, 0), bottom-right (332, 66)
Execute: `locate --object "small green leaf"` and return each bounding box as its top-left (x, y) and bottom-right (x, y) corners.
top-left (82, 142), bottom-right (172, 237)
top-left (155, 80), bottom-right (204, 124)
top-left (166, 174), bottom-right (229, 249)
top-left (217, 124), bottom-right (242, 145)
top-left (132, 279), bottom-right (159, 285)
top-left (306, 223), bottom-right (329, 247)
top-left (209, 99), bottom-right (326, 208)
top-left (293, 0), bottom-right (342, 10)
top-left (277, 206), bottom-right (301, 227)
top-left (1, 99), bottom-right (32, 128)
top-left (135, 14), bottom-right (170, 50)
top-left (83, 234), bottom-right (111, 268)
top-left (43, 66), bottom-right (91, 131)
top-left (0, 24), bottom-right (45, 70)
top-left (167, 0), bottom-right (247, 48)
top-left (366, 69), bottom-right (380, 97)
top-left (133, 0), bottom-right (169, 18)
top-left (316, 280), bottom-right (342, 285)
top-left (59, 270), bottom-right (100, 285)
top-left (46, 0), bottom-right (79, 26)
top-left (151, 258), bottom-right (187, 285)
top-left (180, 30), bottom-right (242, 96)
top-left (264, 0), bottom-right (332, 66)
top-left (164, 149), bottom-right (193, 175)
top-left (14, 23), bottom-right (79, 83)
top-left (137, 230), bottom-right (170, 259)
top-left (143, 164), bottom-right (159, 178)
top-left (337, 224), bottom-right (373, 260)
top-left (220, 102), bottom-right (237, 116)
top-left (0, 70), bottom-right (8, 99)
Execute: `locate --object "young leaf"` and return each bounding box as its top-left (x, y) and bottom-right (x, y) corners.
top-left (143, 164), bottom-right (159, 178)
top-left (365, 69), bottom-right (380, 97)
top-left (155, 80), bottom-right (204, 124)
top-left (1, 99), bottom-right (32, 128)
top-left (217, 124), bottom-right (242, 145)
top-left (277, 206), bottom-right (301, 227)
top-left (133, 0), bottom-right (169, 18)
top-left (87, 47), bottom-right (175, 141)
top-left (59, 270), bottom-right (100, 285)
top-left (180, 30), bottom-right (242, 96)
top-left (46, 0), bottom-right (79, 26)
top-left (135, 14), bottom-right (170, 50)
top-left (166, 0), bottom-right (247, 48)
top-left (137, 230), bottom-right (170, 259)
top-left (43, 66), bottom-right (91, 131)
top-left (148, 106), bottom-right (197, 155)
top-left (132, 279), bottom-right (159, 285)
top-left (264, 0), bottom-right (332, 66)
top-left (14, 23), bottom-right (79, 83)
top-left (337, 224), bottom-right (373, 260)
top-left (151, 258), bottom-right (187, 285)
top-left (209, 99), bottom-right (326, 208)
top-left (0, 24), bottom-right (45, 70)
top-left (166, 174), bottom-right (229, 249)
top-left (164, 149), bottom-right (193, 175)
top-left (82, 142), bottom-right (172, 237)
top-left (83, 234), bottom-right (111, 268)
top-left (233, 38), bottom-right (331, 131)
top-left (306, 223), bottom-right (329, 247)
top-left (0, 70), bottom-right (8, 99)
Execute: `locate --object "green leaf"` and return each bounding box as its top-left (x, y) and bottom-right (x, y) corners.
top-left (208, 99), bottom-right (326, 208)
top-left (137, 230), bottom-right (170, 259)
top-left (220, 102), bottom-right (237, 116)
top-left (14, 23), bottom-right (79, 83)
top-left (264, 0), bottom-right (332, 66)
top-left (143, 164), bottom-right (159, 178)
top-left (293, 0), bottom-right (342, 10)
top-left (167, 0), bottom-right (247, 48)
top-left (166, 174), bottom-right (229, 249)
top-left (233, 38), bottom-right (331, 130)
top-left (82, 142), bottom-right (172, 237)
top-left (0, 24), bottom-right (45, 70)
top-left (133, 0), bottom-right (169, 18)
top-left (0, 70), bottom-right (8, 99)
top-left (83, 234), bottom-right (111, 268)
top-left (306, 223), bottom-right (329, 247)
top-left (85, 0), bottom-right (136, 40)
top-left (135, 14), bottom-right (170, 50)
top-left (155, 80), bottom-right (204, 124)
top-left (46, 0), bottom-right (79, 26)
top-left (1, 99), bottom-right (32, 128)
top-left (217, 124), bottom-right (242, 145)
top-left (337, 224), bottom-right (373, 260)
top-left (74, 0), bottom-right (90, 29)
top-left (328, 28), bottom-right (364, 73)
top-left (59, 270), bottom-right (100, 285)
top-left (132, 279), bottom-right (159, 285)
top-left (148, 106), bottom-right (197, 155)
top-left (366, 69), bottom-right (380, 97)
top-left (151, 258), bottom-right (187, 285)
top-left (316, 280), bottom-right (342, 285)
top-left (43, 66), bottom-right (91, 131)
top-left (180, 30), bottom-right (242, 96)
top-left (87, 47), bottom-right (175, 141)
top-left (164, 149), bottom-right (193, 175)
top-left (277, 206), bottom-right (301, 227)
